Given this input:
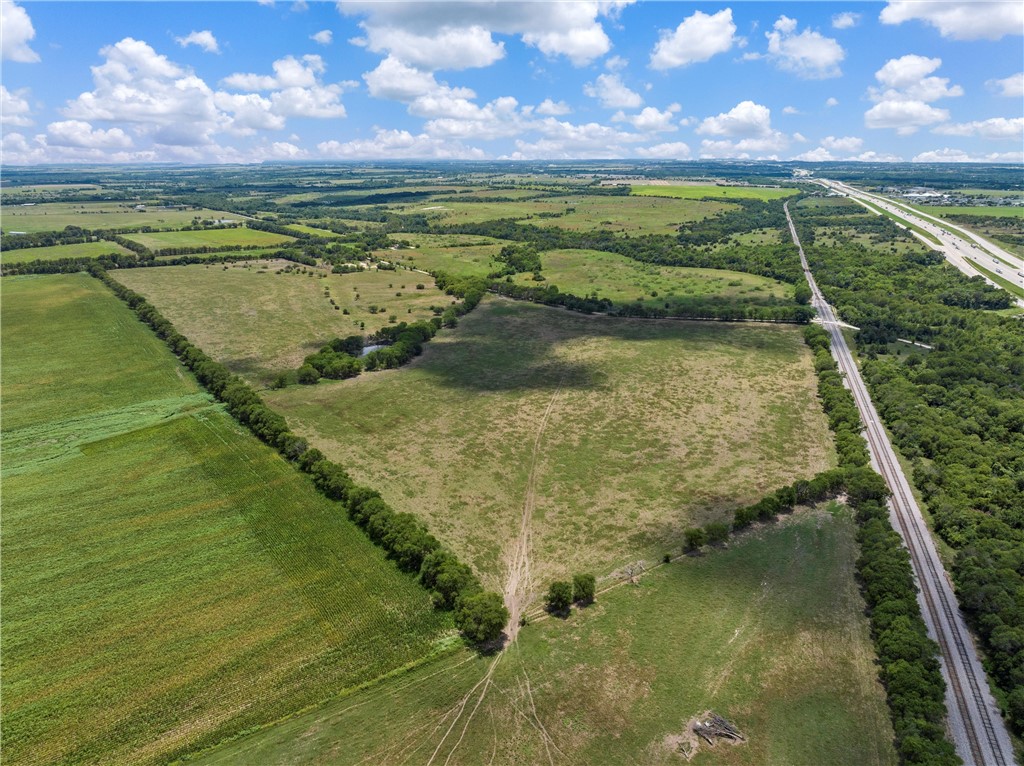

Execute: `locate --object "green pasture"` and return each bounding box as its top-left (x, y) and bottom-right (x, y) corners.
top-left (0, 203), bottom-right (236, 234)
top-left (122, 227), bottom-right (294, 251)
top-left (525, 194), bottom-right (735, 236)
top-left (266, 298), bottom-right (835, 592)
top-left (198, 509), bottom-right (895, 766)
top-left (0, 239), bottom-right (132, 264)
top-left (631, 185), bottom-right (799, 201)
top-left (0, 274), bottom-right (449, 766)
top-left (908, 204), bottom-right (1024, 219)
top-left (285, 223), bottom-right (342, 237)
top-left (383, 233), bottom-right (510, 277)
top-left (115, 261), bottom-right (448, 382)
top-left (512, 249), bottom-right (793, 306)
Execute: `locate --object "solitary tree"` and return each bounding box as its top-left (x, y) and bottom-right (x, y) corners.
top-left (546, 580), bottom-right (573, 614)
top-left (572, 573), bottom-right (596, 605)
top-left (455, 592), bottom-right (508, 644)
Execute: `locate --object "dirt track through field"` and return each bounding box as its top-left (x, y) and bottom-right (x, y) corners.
top-left (503, 381), bottom-right (563, 641)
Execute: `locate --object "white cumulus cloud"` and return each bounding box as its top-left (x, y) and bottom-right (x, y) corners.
top-left (865, 55), bottom-right (961, 134)
top-left (584, 73), bottom-right (642, 109)
top-left (633, 141), bottom-right (691, 159)
top-left (764, 16), bottom-right (844, 78)
top-left (0, 85), bottom-right (33, 126)
top-left (311, 30), bottom-right (333, 45)
top-left (697, 100), bottom-right (788, 158)
top-left (697, 100), bottom-right (773, 137)
top-left (340, 1), bottom-right (631, 68)
top-left (880, 1), bottom-right (1024, 41)
top-left (176, 30), bottom-right (220, 54)
top-left (46, 120), bottom-right (134, 149)
top-left (933, 117), bottom-right (1024, 140)
top-left (831, 12), bottom-right (860, 29)
top-left (534, 99), bottom-right (571, 116)
top-left (649, 9), bottom-right (738, 70)
top-left (612, 104), bottom-right (681, 133)
top-left (912, 147), bottom-right (1024, 163)
top-left (821, 135), bottom-right (864, 153)
top-left (1, 1), bottom-right (40, 63)
top-left (987, 72), bottom-right (1024, 98)
top-left (319, 128), bottom-right (485, 159)
top-left (865, 100), bottom-right (949, 135)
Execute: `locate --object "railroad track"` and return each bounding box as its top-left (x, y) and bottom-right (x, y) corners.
top-left (784, 202), bottom-right (1016, 766)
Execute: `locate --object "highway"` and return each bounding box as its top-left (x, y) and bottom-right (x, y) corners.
top-left (783, 202), bottom-right (1017, 766)
top-left (815, 178), bottom-right (1024, 304)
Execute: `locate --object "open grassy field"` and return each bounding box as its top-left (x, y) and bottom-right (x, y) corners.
top-left (122, 226), bottom-right (294, 251)
top-left (383, 233), bottom-right (509, 277)
top-left (114, 260), bottom-right (449, 382)
top-left (632, 185), bottom-right (799, 201)
top-left (907, 204), bottom-right (1024, 219)
top-left (0, 203), bottom-right (236, 233)
top-left (526, 195), bottom-right (735, 235)
top-left (285, 223), bottom-right (342, 238)
top-left (1, 274), bottom-right (450, 766)
top-left (197, 508), bottom-right (895, 766)
top-left (512, 249), bottom-right (793, 307)
top-left (266, 298), bottom-right (835, 592)
top-left (0, 239), bottom-right (132, 264)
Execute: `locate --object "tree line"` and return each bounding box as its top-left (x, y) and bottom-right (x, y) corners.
top-left (795, 202), bottom-right (1023, 736)
top-left (90, 265), bottom-right (508, 644)
top-left (680, 320), bottom-right (957, 765)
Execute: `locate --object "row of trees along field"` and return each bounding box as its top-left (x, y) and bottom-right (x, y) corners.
top-left (90, 265), bottom-right (508, 644)
top-left (794, 203), bottom-right (1024, 739)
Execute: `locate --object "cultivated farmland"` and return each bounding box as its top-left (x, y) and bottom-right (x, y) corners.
top-left (0, 274), bottom-right (450, 766)
top-left (267, 298), bottom-right (835, 591)
top-left (114, 260), bottom-right (450, 382)
top-left (197, 508), bottom-right (896, 766)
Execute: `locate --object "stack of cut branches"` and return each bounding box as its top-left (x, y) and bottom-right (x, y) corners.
top-left (693, 713), bottom-right (744, 745)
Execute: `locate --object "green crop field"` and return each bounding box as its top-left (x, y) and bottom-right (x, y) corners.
top-left (266, 298), bottom-right (835, 591)
top-left (197, 508), bottom-right (895, 766)
top-left (122, 226), bottom-right (294, 250)
top-left (1, 274), bottom-right (450, 766)
top-left (0, 203), bottom-right (237, 233)
top-left (512, 249), bottom-right (792, 307)
top-left (0, 240), bottom-right (132, 264)
top-left (631, 184), bottom-right (800, 201)
top-left (115, 260), bottom-right (449, 382)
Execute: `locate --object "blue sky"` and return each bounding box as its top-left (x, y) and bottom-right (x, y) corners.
top-left (1, 1), bottom-right (1021, 164)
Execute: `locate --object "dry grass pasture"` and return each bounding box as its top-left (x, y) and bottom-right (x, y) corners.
top-left (115, 261), bottom-right (452, 382)
top-left (267, 298), bottom-right (835, 592)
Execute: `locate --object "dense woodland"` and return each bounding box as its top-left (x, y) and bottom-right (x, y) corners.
top-left (794, 202), bottom-right (1024, 737)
